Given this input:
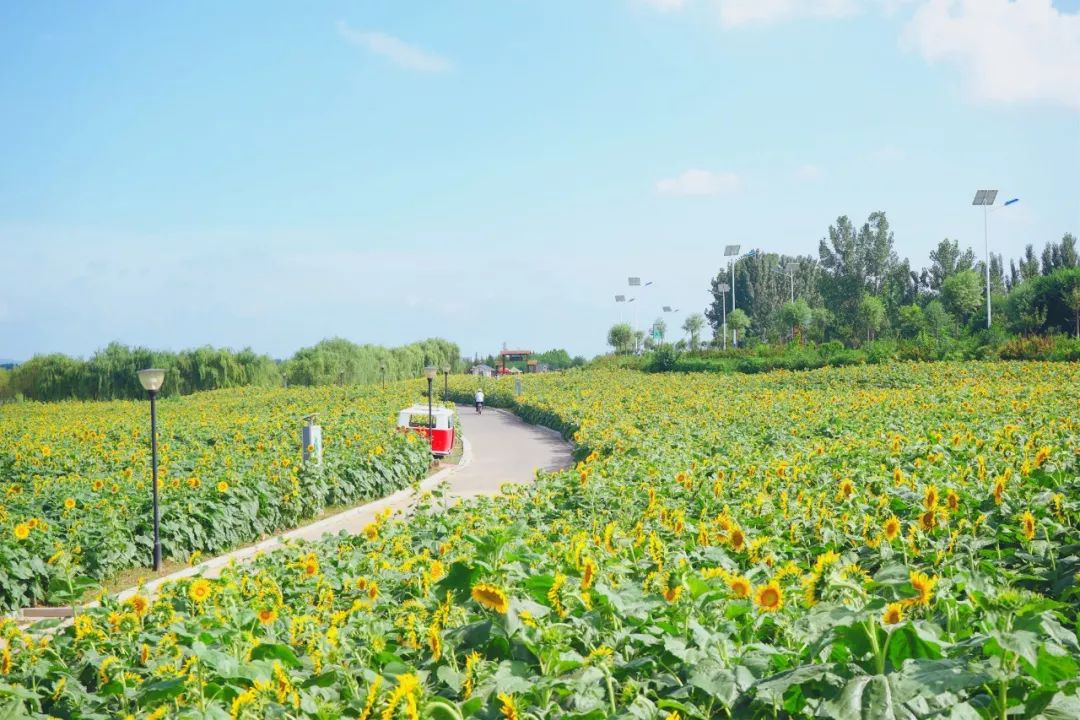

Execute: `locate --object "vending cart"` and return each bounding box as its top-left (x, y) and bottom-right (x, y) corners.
top-left (396, 404), bottom-right (456, 458)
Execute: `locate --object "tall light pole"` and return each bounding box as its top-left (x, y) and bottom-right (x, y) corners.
top-left (423, 366), bottom-right (437, 430)
top-left (972, 190), bottom-right (1019, 328)
top-left (441, 365), bottom-right (450, 401)
top-left (716, 284), bottom-right (729, 349)
top-left (137, 368), bottom-right (166, 571)
top-left (774, 266), bottom-right (795, 303)
top-left (724, 245), bottom-right (757, 347)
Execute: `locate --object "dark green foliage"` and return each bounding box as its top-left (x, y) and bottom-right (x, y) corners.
top-left (2, 337), bottom-right (461, 402)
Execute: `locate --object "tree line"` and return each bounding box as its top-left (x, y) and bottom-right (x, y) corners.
top-left (703, 214), bottom-right (1078, 346)
top-left (608, 213), bottom-right (1077, 354)
top-left (0, 337), bottom-right (462, 402)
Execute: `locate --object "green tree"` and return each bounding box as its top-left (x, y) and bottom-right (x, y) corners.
top-left (923, 300), bottom-right (953, 340)
top-left (897, 304), bottom-right (925, 339)
top-left (1061, 233), bottom-right (1078, 268)
top-left (940, 270), bottom-right (983, 325)
top-left (651, 317), bottom-right (667, 344)
top-left (607, 323), bottom-right (633, 354)
top-left (927, 238), bottom-right (975, 291)
top-left (779, 299), bottom-right (812, 341)
top-left (728, 309), bottom-right (750, 346)
top-left (1063, 277), bottom-right (1080, 339)
top-left (682, 313), bottom-right (705, 351)
top-left (857, 295), bottom-right (886, 342)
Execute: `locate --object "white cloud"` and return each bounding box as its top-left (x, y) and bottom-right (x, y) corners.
top-left (656, 169), bottom-right (742, 195)
top-left (716, 0), bottom-right (862, 26)
top-left (871, 145), bottom-right (905, 161)
top-left (904, 0), bottom-right (1080, 111)
top-left (794, 164), bottom-right (825, 181)
top-left (641, 0), bottom-right (688, 10)
top-left (337, 21), bottom-right (452, 73)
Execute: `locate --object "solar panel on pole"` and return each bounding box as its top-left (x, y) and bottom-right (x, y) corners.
top-left (628, 277), bottom-right (641, 286)
top-left (724, 245), bottom-right (740, 257)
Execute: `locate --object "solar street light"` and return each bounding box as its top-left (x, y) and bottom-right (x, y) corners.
top-left (615, 295), bottom-right (626, 302)
top-left (724, 245), bottom-right (740, 257)
top-left (972, 190), bottom-right (1019, 328)
top-left (628, 277), bottom-right (641, 287)
top-left (137, 368), bottom-right (166, 571)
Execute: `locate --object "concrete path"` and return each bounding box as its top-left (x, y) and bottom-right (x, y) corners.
top-left (34, 406), bottom-right (573, 618)
top-left (448, 405), bottom-right (572, 498)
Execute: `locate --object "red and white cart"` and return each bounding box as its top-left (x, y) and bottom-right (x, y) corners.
top-left (396, 404), bottom-right (456, 458)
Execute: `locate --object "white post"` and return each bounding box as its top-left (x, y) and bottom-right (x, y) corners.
top-left (984, 205), bottom-right (992, 329)
top-left (730, 260), bottom-right (737, 348)
top-left (302, 415), bottom-right (322, 465)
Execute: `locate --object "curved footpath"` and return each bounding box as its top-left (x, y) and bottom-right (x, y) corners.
top-left (67, 406), bottom-right (572, 612)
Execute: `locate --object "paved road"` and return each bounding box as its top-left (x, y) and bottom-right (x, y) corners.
top-left (97, 405), bottom-right (573, 606)
top-left (449, 405), bottom-right (572, 498)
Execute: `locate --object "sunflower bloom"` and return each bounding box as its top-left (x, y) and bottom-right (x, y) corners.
top-left (882, 602), bottom-right (904, 625)
top-left (753, 581), bottom-right (783, 613)
top-left (727, 574), bottom-right (751, 599)
top-left (907, 571), bottom-right (937, 606)
top-left (13, 523), bottom-right (30, 541)
top-left (498, 692), bottom-right (519, 720)
top-left (189, 578), bottom-right (212, 604)
top-left (258, 608), bottom-right (278, 625)
top-left (923, 485), bottom-right (939, 511)
top-left (1020, 511), bottom-right (1035, 541)
top-left (883, 517), bottom-right (901, 541)
top-left (471, 583), bottom-right (509, 614)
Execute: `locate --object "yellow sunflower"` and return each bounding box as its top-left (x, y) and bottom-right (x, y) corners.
top-left (63, 498), bottom-right (77, 510)
top-left (13, 523), bottom-right (30, 541)
top-left (727, 574), bottom-right (751, 599)
top-left (189, 578), bottom-right (212, 604)
top-left (753, 581), bottom-right (783, 613)
top-left (471, 583), bottom-right (509, 614)
top-left (883, 516), bottom-right (901, 541)
top-left (882, 602), bottom-right (904, 625)
top-left (907, 571), bottom-right (937, 606)
top-left (1020, 511), bottom-right (1036, 541)
top-left (216, 481), bottom-right (229, 493)
top-left (257, 608), bottom-right (278, 625)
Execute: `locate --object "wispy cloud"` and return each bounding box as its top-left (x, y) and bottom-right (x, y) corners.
top-left (794, 164), bottom-right (825, 181)
top-left (870, 145), bottom-right (905, 162)
top-left (904, 0), bottom-right (1080, 111)
top-left (656, 169), bottom-right (742, 195)
top-left (336, 21), bottom-right (452, 73)
top-left (640, 0), bottom-right (688, 10)
top-left (716, 0), bottom-right (862, 27)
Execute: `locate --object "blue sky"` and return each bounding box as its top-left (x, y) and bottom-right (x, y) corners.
top-left (1, 0), bottom-right (1077, 361)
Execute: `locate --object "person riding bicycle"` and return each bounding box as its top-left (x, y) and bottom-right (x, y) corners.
top-left (474, 388), bottom-right (485, 413)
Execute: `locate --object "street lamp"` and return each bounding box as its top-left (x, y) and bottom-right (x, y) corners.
top-left (717, 283), bottom-right (730, 349)
top-left (773, 266), bottom-right (795, 303)
top-left (724, 245), bottom-right (756, 347)
top-left (137, 368), bottom-right (166, 571)
top-left (441, 365), bottom-right (450, 401)
top-left (423, 365), bottom-right (437, 430)
top-left (972, 190), bottom-right (1020, 328)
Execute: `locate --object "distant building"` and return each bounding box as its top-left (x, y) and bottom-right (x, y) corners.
top-left (470, 364), bottom-right (495, 377)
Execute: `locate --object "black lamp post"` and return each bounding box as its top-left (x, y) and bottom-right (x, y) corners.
top-left (423, 365), bottom-right (437, 430)
top-left (442, 365), bottom-right (450, 401)
top-left (137, 368), bottom-right (166, 571)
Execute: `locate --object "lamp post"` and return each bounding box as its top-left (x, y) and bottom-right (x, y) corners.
top-left (423, 365), bottom-right (437, 430)
top-left (774, 266), bottom-right (795, 303)
top-left (441, 365), bottom-right (450, 401)
top-left (717, 284), bottom-right (730, 349)
top-left (723, 245), bottom-right (757, 347)
top-left (972, 190), bottom-right (1019, 329)
top-left (137, 368), bottom-right (166, 571)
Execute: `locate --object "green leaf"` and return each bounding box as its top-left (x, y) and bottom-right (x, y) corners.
top-left (249, 643), bottom-right (301, 668)
top-left (821, 675), bottom-right (917, 720)
top-left (138, 678), bottom-right (186, 704)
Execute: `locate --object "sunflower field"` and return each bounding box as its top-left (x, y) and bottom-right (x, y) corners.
top-left (0, 384), bottom-right (434, 611)
top-left (4, 362), bottom-right (1080, 719)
